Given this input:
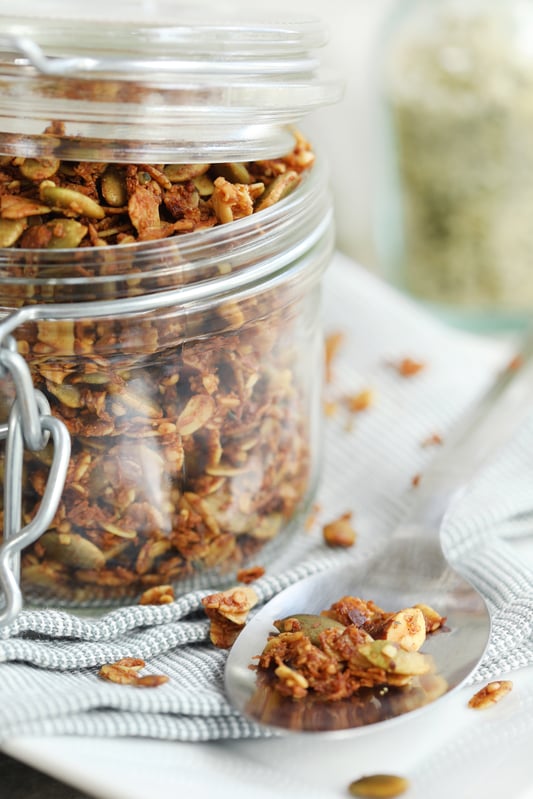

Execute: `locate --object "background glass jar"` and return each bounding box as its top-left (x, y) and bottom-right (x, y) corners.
top-left (0, 4), bottom-right (341, 615)
top-left (375, 0), bottom-right (533, 330)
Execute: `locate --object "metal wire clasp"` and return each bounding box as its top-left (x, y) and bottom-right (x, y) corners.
top-left (0, 325), bottom-right (70, 627)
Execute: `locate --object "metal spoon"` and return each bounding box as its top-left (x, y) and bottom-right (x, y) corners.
top-left (225, 332), bottom-right (533, 734)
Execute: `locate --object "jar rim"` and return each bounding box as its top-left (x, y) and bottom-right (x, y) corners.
top-left (0, 2), bottom-right (343, 162)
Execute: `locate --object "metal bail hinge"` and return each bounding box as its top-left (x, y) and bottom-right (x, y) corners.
top-left (0, 328), bottom-right (70, 628)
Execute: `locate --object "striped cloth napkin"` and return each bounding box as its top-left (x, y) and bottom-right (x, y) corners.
top-left (1, 251), bottom-right (532, 742)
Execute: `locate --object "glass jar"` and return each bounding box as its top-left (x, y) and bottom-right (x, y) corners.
top-left (376, 0), bottom-right (533, 330)
top-left (0, 2), bottom-right (341, 619)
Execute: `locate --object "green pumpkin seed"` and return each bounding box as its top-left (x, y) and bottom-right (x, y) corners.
top-left (358, 640), bottom-right (432, 676)
top-left (212, 162), bottom-right (251, 184)
top-left (274, 613), bottom-right (346, 645)
top-left (46, 381), bottom-right (82, 408)
top-left (45, 219), bottom-right (88, 249)
top-left (40, 531), bottom-right (106, 570)
top-left (19, 157), bottom-right (60, 181)
top-left (255, 171), bottom-right (301, 211)
top-left (348, 774), bottom-right (409, 798)
top-left (0, 218), bottom-right (26, 246)
top-left (192, 174), bottom-right (215, 197)
top-left (39, 180), bottom-right (105, 219)
top-left (163, 163), bottom-right (210, 183)
top-left (101, 167), bottom-right (127, 207)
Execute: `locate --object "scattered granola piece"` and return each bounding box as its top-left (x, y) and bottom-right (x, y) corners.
top-left (304, 502), bottom-right (322, 532)
top-left (139, 584), bottom-right (175, 605)
top-left (202, 585), bottom-right (259, 648)
top-left (322, 511), bottom-right (357, 548)
top-left (135, 674), bottom-right (170, 688)
top-left (324, 331), bottom-right (344, 383)
top-left (390, 357), bottom-right (426, 377)
top-left (98, 657), bottom-right (169, 688)
top-left (507, 354), bottom-right (523, 372)
top-left (411, 473), bottom-right (421, 487)
top-left (468, 680), bottom-right (513, 709)
top-left (346, 388), bottom-right (374, 413)
top-left (421, 432), bottom-right (443, 447)
top-left (348, 774), bottom-right (410, 798)
top-left (323, 399), bottom-right (338, 417)
top-left (237, 565), bottom-right (265, 584)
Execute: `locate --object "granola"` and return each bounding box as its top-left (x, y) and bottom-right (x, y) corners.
top-left (322, 511), bottom-right (357, 548)
top-left (246, 594), bottom-right (448, 730)
top-left (98, 657), bottom-right (169, 687)
top-left (0, 132), bottom-right (320, 602)
top-left (468, 680), bottom-right (513, 710)
top-left (0, 130), bottom-right (313, 249)
top-left (202, 586), bottom-right (259, 648)
top-left (253, 595), bottom-right (446, 701)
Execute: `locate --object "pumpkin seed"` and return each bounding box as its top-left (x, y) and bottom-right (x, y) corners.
top-left (348, 774), bottom-right (409, 798)
top-left (46, 381), bottom-right (82, 408)
top-left (274, 613), bottom-right (346, 645)
top-left (193, 174), bottom-right (215, 197)
top-left (39, 180), bottom-right (105, 219)
top-left (212, 162), bottom-right (251, 184)
top-left (0, 218), bottom-right (26, 247)
top-left (163, 163), bottom-right (210, 182)
top-left (45, 219), bottom-right (88, 249)
top-left (40, 531), bottom-right (106, 570)
top-left (255, 170), bottom-right (301, 211)
top-left (19, 157), bottom-right (60, 181)
top-left (101, 167), bottom-right (128, 206)
top-left (358, 640), bottom-right (433, 676)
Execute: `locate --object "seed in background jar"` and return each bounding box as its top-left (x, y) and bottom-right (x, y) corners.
top-left (138, 585), bottom-right (175, 605)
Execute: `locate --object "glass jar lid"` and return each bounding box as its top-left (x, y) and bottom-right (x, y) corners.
top-left (0, 0), bottom-right (342, 162)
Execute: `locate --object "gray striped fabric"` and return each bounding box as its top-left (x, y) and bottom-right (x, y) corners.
top-left (1, 253), bottom-right (532, 741)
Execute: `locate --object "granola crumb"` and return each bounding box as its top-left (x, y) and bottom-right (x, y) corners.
top-left (139, 584), bottom-right (175, 605)
top-left (323, 399), bottom-right (338, 417)
top-left (98, 657), bottom-right (169, 687)
top-left (324, 331), bottom-right (344, 383)
top-left (421, 432), bottom-right (443, 448)
top-left (507, 354), bottom-right (523, 372)
top-left (202, 585), bottom-right (259, 648)
top-left (411, 473), bottom-right (421, 487)
top-left (304, 502), bottom-right (322, 532)
top-left (345, 389), bottom-right (374, 413)
top-left (323, 511), bottom-right (357, 548)
top-left (468, 680), bottom-right (513, 709)
top-left (390, 357), bottom-right (426, 377)
top-left (237, 565), bottom-right (265, 584)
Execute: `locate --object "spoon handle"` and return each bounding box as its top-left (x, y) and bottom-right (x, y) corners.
top-left (404, 327), bottom-right (533, 529)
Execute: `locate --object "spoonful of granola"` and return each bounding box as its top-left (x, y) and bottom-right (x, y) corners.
top-left (224, 332), bottom-right (533, 734)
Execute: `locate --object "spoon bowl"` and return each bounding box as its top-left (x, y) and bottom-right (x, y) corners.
top-left (225, 533), bottom-right (490, 734)
top-left (225, 328), bottom-right (533, 734)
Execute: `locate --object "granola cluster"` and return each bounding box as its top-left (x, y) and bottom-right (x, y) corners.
top-left (0, 128), bottom-right (314, 249)
top-left (0, 132), bottom-right (319, 602)
top-left (254, 595), bottom-right (446, 702)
